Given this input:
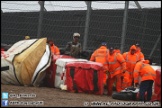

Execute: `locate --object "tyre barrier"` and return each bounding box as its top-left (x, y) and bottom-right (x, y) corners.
top-left (112, 87), bottom-right (139, 101)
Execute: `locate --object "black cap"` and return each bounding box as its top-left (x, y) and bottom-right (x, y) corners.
top-left (101, 42), bottom-right (107, 46)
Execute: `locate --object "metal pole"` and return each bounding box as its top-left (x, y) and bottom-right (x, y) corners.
top-left (149, 34), bottom-right (161, 59)
top-left (83, 1), bottom-right (91, 51)
top-left (37, 1), bottom-right (44, 38)
top-left (38, 1), bottom-right (47, 11)
top-left (134, 1), bottom-right (142, 10)
top-left (120, 1), bottom-right (129, 53)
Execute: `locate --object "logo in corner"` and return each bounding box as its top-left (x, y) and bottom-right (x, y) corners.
top-left (2, 100), bottom-right (8, 106)
top-left (2, 92), bottom-right (8, 99)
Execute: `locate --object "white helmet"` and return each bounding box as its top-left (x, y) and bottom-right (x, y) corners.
top-left (73, 33), bottom-right (80, 37)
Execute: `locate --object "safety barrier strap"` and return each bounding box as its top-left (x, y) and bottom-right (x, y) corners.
top-left (93, 70), bottom-right (99, 92)
top-left (1, 66), bottom-right (9, 71)
top-left (70, 68), bottom-right (78, 93)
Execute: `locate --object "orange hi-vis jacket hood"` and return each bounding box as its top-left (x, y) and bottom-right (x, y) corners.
top-left (50, 44), bottom-right (60, 55)
top-left (123, 52), bottom-right (139, 74)
top-left (123, 45), bottom-right (139, 74)
top-left (90, 46), bottom-right (109, 71)
top-left (135, 46), bottom-right (145, 61)
top-left (107, 52), bottom-right (126, 78)
top-left (114, 49), bottom-right (121, 53)
top-left (133, 61), bottom-right (156, 83)
top-left (130, 45), bottom-right (136, 50)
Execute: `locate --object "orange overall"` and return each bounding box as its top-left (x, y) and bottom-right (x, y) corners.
top-left (50, 44), bottom-right (60, 55)
top-left (122, 45), bottom-right (139, 89)
top-left (107, 52), bottom-right (126, 95)
top-left (90, 46), bottom-right (109, 84)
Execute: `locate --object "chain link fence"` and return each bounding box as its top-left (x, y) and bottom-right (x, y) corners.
top-left (1, 1), bottom-right (161, 64)
top-left (126, 8), bottom-right (161, 65)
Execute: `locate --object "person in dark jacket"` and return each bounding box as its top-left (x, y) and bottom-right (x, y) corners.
top-left (65, 33), bottom-right (82, 58)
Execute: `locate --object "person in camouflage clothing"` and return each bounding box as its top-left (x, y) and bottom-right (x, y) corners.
top-left (65, 33), bottom-right (82, 58)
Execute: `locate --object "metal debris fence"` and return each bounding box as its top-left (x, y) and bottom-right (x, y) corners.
top-left (1, 1), bottom-right (161, 64)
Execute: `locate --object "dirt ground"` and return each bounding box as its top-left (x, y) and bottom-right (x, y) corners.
top-left (1, 84), bottom-right (161, 107)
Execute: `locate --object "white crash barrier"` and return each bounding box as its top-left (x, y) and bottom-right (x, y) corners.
top-left (55, 58), bottom-right (88, 89)
top-left (32, 45), bottom-right (51, 87)
top-left (1, 38), bottom-right (47, 86)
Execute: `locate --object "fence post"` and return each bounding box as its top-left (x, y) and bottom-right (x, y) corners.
top-left (83, 1), bottom-right (91, 51)
top-left (149, 34), bottom-right (161, 59)
top-left (120, 1), bottom-right (129, 53)
top-left (37, 1), bottom-right (44, 38)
